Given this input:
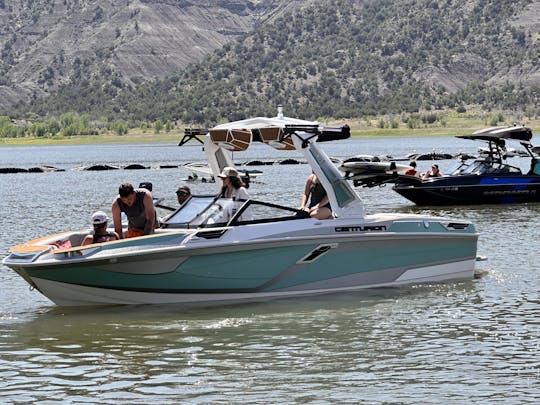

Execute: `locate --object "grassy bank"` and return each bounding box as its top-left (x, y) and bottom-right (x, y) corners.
top-left (342, 114), bottom-right (540, 138)
top-left (1, 115), bottom-right (538, 146)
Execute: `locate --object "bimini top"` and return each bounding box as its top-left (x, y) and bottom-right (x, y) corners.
top-left (213, 115), bottom-right (318, 131)
top-left (207, 113), bottom-right (350, 152)
top-left (209, 114), bottom-right (318, 151)
top-left (457, 125), bottom-right (533, 145)
top-left (204, 110), bottom-right (361, 218)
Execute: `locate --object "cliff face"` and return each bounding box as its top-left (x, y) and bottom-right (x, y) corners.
top-left (0, 0), bottom-right (302, 109)
top-left (1, 0), bottom-right (538, 119)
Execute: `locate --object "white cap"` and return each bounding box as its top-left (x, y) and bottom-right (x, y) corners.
top-left (218, 166), bottom-right (239, 179)
top-left (92, 211), bottom-right (108, 225)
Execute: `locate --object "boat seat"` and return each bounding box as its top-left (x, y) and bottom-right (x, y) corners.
top-left (68, 232), bottom-right (90, 247)
top-left (48, 232), bottom-right (87, 249)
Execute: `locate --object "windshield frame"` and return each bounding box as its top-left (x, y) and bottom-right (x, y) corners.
top-left (161, 194), bottom-right (306, 229)
top-left (161, 194), bottom-right (221, 229)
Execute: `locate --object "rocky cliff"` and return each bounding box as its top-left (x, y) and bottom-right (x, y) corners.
top-left (1, 0), bottom-right (538, 121)
top-left (0, 0), bottom-right (303, 109)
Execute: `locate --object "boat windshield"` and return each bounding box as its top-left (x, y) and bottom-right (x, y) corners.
top-left (161, 195), bottom-right (304, 229)
top-left (456, 160), bottom-right (522, 175)
top-left (460, 161), bottom-right (492, 175)
top-left (161, 195), bottom-right (226, 228)
top-left (447, 161), bottom-right (470, 175)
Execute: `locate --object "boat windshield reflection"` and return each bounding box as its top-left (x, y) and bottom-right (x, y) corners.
top-left (461, 161), bottom-right (489, 175)
top-left (447, 161), bottom-right (469, 175)
top-left (162, 195), bottom-right (230, 228)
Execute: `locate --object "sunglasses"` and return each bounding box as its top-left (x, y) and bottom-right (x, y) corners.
top-left (176, 190), bottom-right (189, 197)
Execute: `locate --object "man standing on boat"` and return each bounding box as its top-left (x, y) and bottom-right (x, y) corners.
top-left (112, 183), bottom-right (156, 238)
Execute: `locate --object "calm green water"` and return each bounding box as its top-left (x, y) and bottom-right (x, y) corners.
top-left (0, 138), bottom-right (538, 403)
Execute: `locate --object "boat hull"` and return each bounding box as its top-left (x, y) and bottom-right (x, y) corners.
top-left (394, 175), bottom-right (540, 205)
top-left (29, 259), bottom-right (475, 306)
top-left (8, 231), bottom-right (478, 306)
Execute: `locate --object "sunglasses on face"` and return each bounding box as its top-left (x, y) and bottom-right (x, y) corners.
top-left (176, 190), bottom-right (189, 197)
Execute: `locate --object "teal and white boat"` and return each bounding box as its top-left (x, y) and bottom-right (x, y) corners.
top-left (3, 113), bottom-right (479, 306)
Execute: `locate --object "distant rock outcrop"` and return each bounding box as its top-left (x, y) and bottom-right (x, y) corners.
top-left (0, 0), bottom-right (304, 109)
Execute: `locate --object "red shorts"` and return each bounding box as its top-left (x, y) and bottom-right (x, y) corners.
top-left (126, 228), bottom-right (145, 238)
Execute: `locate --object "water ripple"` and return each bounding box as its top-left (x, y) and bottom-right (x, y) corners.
top-left (1, 139), bottom-right (539, 403)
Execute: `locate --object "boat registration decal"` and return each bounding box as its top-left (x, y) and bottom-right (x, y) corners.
top-left (334, 226), bottom-right (386, 232)
top-left (483, 189), bottom-right (536, 196)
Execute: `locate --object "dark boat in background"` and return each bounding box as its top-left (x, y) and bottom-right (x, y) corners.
top-left (342, 125), bottom-right (540, 206)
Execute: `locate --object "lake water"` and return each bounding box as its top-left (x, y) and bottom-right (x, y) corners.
top-left (0, 136), bottom-right (538, 403)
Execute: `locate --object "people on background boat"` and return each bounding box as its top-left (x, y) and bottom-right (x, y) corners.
top-left (112, 183), bottom-right (156, 239)
top-left (300, 173), bottom-right (332, 220)
top-left (527, 158), bottom-right (540, 175)
top-left (176, 185), bottom-right (191, 205)
top-left (388, 161), bottom-right (398, 175)
top-left (82, 211), bottom-right (120, 246)
top-left (405, 161), bottom-right (419, 177)
top-left (422, 164), bottom-right (443, 179)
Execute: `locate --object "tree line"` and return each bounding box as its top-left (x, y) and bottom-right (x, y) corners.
top-left (0, 108), bottom-right (514, 139)
top-left (0, 113), bottom-right (175, 138)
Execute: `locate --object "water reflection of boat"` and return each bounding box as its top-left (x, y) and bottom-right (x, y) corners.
top-left (3, 112), bottom-right (478, 306)
top-left (345, 125), bottom-right (540, 205)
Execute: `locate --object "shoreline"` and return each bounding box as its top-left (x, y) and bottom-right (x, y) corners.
top-left (1, 119), bottom-right (538, 146)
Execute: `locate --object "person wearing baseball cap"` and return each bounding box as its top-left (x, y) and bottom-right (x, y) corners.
top-left (176, 185), bottom-right (191, 205)
top-left (217, 166), bottom-right (252, 222)
top-left (422, 164), bottom-right (442, 179)
top-left (81, 211), bottom-right (120, 246)
top-left (218, 166), bottom-right (250, 201)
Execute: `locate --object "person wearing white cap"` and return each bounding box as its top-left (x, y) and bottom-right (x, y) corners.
top-left (81, 211), bottom-right (120, 246)
top-left (218, 166), bottom-right (250, 200)
top-left (218, 166), bottom-right (252, 222)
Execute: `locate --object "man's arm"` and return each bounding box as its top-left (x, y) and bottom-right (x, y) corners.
top-left (111, 198), bottom-right (123, 239)
top-left (300, 175), bottom-right (312, 210)
top-left (143, 191), bottom-right (156, 235)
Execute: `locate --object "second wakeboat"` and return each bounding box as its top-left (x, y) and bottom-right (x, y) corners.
top-left (343, 125), bottom-right (540, 205)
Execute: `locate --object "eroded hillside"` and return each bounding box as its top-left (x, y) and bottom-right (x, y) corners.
top-left (0, 0), bottom-right (304, 109)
